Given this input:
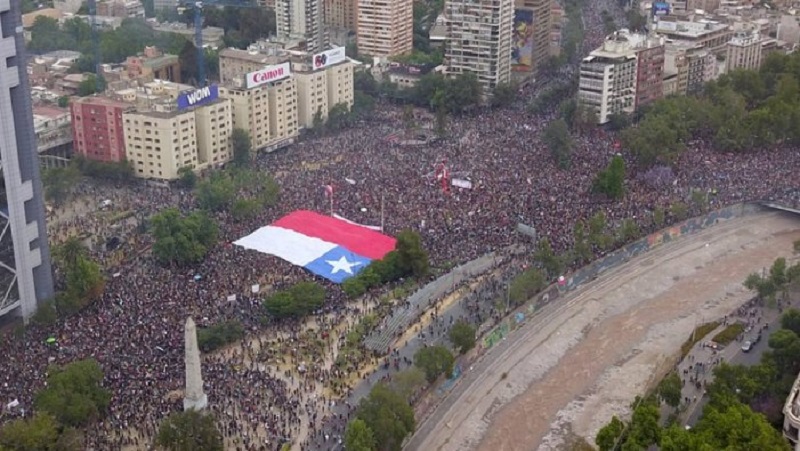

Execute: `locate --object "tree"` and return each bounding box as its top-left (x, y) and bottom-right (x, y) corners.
top-left (345, 419), bottom-right (376, 451)
top-left (414, 345), bottom-right (455, 383)
top-left (231, 128), bottom-right (251, 167)
top-left (509, 268), bottom-right (545, 306)
top-left (176, 166), bottom-right (197, 189)
top-left (150, 208), bottom-right (218, 266)
top-left (58, 96), bottom-right (70, 108)
top-left (542, 119), bottom-right (573, 169)
top-left (0, 413), bottom-right (60, 451)
top-left (77, 74), bottom-right (103, 97)
top-left (197, 321), bottom-right (245, 353)
top-left (356, 384), bottom-right (415, 451)
top-left (263, 282), bottom-right (326, 319)
top-left (230, 198), bottom-right (260, 222)
top-left (781, 308), bottom-right (800, 337)
top-left (157, 409), bottom-right (223, 451)
top-left (657, 372), bottom-right (682, 408)
top-left (595, 416), bottom-right (624, 451)
top-left (195, 175), bottom-right (235, 211)
top-left (388, 368), bottom-right (427, 402)
top-left (64, 255), bottom-right (105, 307)
top-left (592, 155), bottom-right (625, 199)
top-left (434, 106), bottom-right (448, 139)
top-left (449, 321), bottom-right (476, 354)
top-left (34, 359), bottom-right (111, 428)
top-left (491, 82), bottom-right (516, 107)
top-left (624, 397), bottom-right (661, 449)
top-left (534, 238), bottom-right (563, 278)
top-left (328, 103), bottom-right (352, 130)
top-left (54, 236), bottom-right (88, 268)
top-left (42, 165), bottom-right (81, 206)
top-left (394, 230), bottom-right (429, 278)
top-left (692, 402), bottom-right (790, 450)
top-left (618, 218), bottom-right (640, 243)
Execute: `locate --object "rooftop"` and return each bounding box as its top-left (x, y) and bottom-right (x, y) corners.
top-left (655, 18), bottom-right (730, 38)
top-left (142, 54), bottom-right (179, 68)
top-left (219, 48), bottom-right (286, 65)
top-left (73, 95), bottom-right (133, 109)
top-left (22, 8), bottom-right (62, 28)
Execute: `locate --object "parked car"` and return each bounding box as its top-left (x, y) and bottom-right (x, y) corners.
top-left (742, 340), bottom-right (752, 352)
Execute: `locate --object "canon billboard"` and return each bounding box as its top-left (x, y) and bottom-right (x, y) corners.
top-left (312, 47), bottom-right (346, 71)
top-left (246, 62), bottom-right (292, 89)
top-left (177, 84), bottom-right (219, 110)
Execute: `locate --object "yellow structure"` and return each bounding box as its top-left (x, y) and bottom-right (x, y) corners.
top-left (356, 0), bottom-right (413, 58)
top-left (122, 99), bottom-right (232, 181)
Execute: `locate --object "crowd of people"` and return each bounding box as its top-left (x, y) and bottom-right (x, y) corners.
top-left (2, 0), bottom-right (799, 449)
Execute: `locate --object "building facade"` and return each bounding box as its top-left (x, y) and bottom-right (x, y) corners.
top-left (324, 0), bottom-right (357, 30)
top-left (124, 47), bottom-right (181, 83)
top-left (513, 0), bottom-right (552, 76)
top-left (654, 18), bottom-right (733, 55)
top-left (71, 96), bottom-right (132, 163)
top-left (783, 370), bottom-right (800, 445)
top-left (276, 0), bottom-right (326, 53)
top-left (444, 0), bottom-right (514, 94)
top-left (578, 32), bottom-right (638, 124)
top-left (292, 53), bottom-right (354, 128)
top-left (356, 0), bottom-right (413, 58)
top-left (0, 0), bottom-right (55, 320)
top-left (634, 37), bottom-right (665, 109)
top-left (725, 30), bottom-right (762, 72)
top-left (122, 98), bottom-right (233, 181)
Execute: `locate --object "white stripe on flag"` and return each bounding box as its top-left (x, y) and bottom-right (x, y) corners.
top-left (332, 214), bottom-right (382, 231)
top-left (233, 226), bottom-right (337, 266)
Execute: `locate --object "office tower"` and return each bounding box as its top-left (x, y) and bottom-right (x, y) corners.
top-left (356, 0), bottom-right (413, 58)
top-left (0, 0), bottom-right (56, 320)
top-left (276, 0), bottom-right (327, 53)
top-left (444, 0), bottom-right (513, 94)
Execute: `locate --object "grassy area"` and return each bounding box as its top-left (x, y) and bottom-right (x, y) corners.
top-left (680, 321), bottom-right (721, 358)
top-left (712, 323), bottom-right (745, 345)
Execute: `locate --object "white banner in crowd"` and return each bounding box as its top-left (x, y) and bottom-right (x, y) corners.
top-left (451, 178), bottom-right (473, 189)
top-left (251, 284), bottom-right (260, 293)
top-left (226, 294), bottom-right (236, 302)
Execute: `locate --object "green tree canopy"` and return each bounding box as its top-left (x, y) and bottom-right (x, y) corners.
top-left (356, 384), bottom-right (415, 451)
top-left (345, 418), bottom-right (376, 451)
top-left (0, 413), bottom-right (60, 451)
top-left (414, 345), bottom-right (455, 383)
top-left (231, 128), bottom-right (251, 167)
top-left (592, 155), bottom-right (625, 199)
top-left (394, 230), bottom-right (429, 278)
top-left (448, 321), bottom-right (476, 354)
top-left (657, 371), bottom-right (682, 408)
top-left (42, 166), bottom-right (81, 207)
top-left (542, 119), bottom-right (573, 169)
top-left (150, 208), bottom-right (218, 266)
top-left (156, 409), bottom-right (223, 451)
top-left (34, 359), bottom-right (111, 428)
top-left (263, 282), bottom-right (326, 319)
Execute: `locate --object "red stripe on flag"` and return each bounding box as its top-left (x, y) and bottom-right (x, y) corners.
top-left (273, 210), bottom-right (396, 260)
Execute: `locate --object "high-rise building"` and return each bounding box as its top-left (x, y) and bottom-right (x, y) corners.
top-left (356, 0), bottom-right (413, 58)
top-left (513, 0), bottom-right (552, 76)
top-left (276, 0), bottom-right (327, 53)
top-left (0, 0), bottom-right (55, 320)
top-left (578, 32), bottom-right (638, 124)
top-left (324, 0), bottom-right (357, 31)
top-left (71, 96), bottom-right (133, 163)
top-left (725, 30), bottom-right (762, 72)
top-left (291, 50), bottom-right (354, 128)
top-left (634, 36), bottom-right (665, 109)
top-left (444, 0), bottom-right (513, 94)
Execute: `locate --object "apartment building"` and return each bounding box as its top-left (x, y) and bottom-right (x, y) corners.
top-left (325, 0), bottom-right (357, 31)
top-left (122, 96), bottom-right (233, 181)
top-left (292, 47), bottom-right (354, 127)
top-left (578, 32), bottom-right (638, 124)
top-left (71, 96), bottom-right (133, 163)
top-left (219, 48), bottom-right (285, 85)
top-left (654, 18), bottom-right (733, 55)
top-left (725, 29), bottom-right (762, 72)
top-left (276, 0), bottom-right (327, 53)
top-left (664, 42), bottom-right (717, 96)
top-left (634, 35), bottom-right (666, 109)
top-left (513, 0), bottom-right (552, 76)
top-left (444, 0), bottom-right (514, 95)
top-left (356, 0), bottom-right (413, 58)
top-left (124, 46), bottom-right (181, 83)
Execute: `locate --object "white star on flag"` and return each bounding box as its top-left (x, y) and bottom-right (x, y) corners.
top-left (326, 256), bottom-right (362, 275)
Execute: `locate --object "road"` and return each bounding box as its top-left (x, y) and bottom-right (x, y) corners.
top-left (405, 212), bottom-right (800, 451)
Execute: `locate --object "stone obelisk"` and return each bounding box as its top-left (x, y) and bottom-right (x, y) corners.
top-left (183, 317), bottom-right (208, 411)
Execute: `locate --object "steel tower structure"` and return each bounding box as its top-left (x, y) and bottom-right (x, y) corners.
top-left (0, 0), bottom-right (55, 321)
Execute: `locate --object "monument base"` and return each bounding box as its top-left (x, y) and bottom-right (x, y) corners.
top-left (183, 393), bottom-right (208, 411)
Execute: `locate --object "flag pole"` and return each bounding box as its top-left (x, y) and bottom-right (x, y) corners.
top-left (380, 194), bottom-right (385, 232)
top-left (330, 189), bottom-right (334, 216)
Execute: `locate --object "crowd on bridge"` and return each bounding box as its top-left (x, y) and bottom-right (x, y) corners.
top-left (2, 0), bottom-right (799, 449)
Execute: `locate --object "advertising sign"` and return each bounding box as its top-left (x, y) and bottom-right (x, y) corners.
top-left (511, 9), bottom-right (535, 72)
top-left (653, 2), bottom-right (670, 16)
top-left (246, 62), bottom-right (292, 89)
top-left (312, 46), bottom-right (346, 71)
top-left (177, 84), bottom-right (218, 110)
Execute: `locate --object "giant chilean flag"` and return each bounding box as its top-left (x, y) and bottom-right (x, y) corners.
top-left (233, 210), bottom-right (396, 283)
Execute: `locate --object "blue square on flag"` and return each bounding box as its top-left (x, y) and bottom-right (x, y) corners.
top-left (305, 246), bottom-right (372, 283)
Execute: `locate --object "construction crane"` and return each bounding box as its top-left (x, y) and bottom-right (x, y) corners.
top-left (179, 0), bottom-right (260, 86)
